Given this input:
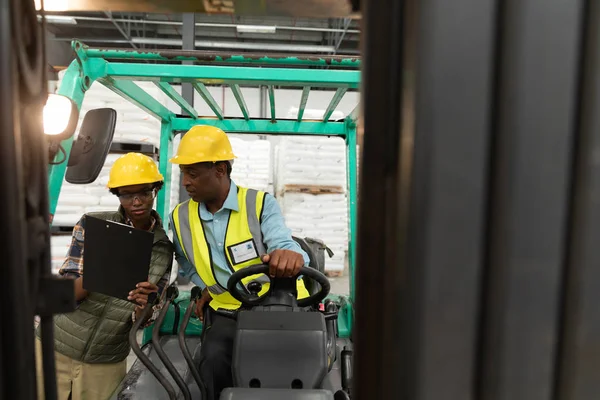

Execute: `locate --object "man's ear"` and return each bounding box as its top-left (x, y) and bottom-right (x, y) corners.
top-left (215, 162), bottom-right (228, 177)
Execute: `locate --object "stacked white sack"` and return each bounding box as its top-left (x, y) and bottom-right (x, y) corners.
top-left (276, 136), bottom-right (347, 192)
top-left (276, 137), bottom-right (349, 273)
top-left (229, 135), bottom-right (273, 195)
top-left (280, 193), bottom-right (348, 273)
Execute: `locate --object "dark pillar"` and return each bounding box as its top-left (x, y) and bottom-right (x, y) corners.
top-left (179, 13), bottom-right (195, 203)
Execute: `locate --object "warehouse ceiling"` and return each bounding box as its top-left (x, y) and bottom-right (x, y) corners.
top-left (42, 12), bottom-right (360, 55)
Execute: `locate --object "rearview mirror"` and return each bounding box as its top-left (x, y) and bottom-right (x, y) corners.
top-left (65, 108), bottom-right (117, 184)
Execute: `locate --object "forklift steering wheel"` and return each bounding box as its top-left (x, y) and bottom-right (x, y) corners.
top-left (227, 264), bottom-right (330, 308)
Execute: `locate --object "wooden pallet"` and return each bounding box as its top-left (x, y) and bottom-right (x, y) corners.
top-left (203, 0), bottom-right (235, 13)
top-left (283, 184), bottom-right (345, 195)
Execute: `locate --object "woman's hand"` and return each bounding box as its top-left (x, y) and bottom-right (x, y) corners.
top-left (129, 281), bottom-right (158, 307)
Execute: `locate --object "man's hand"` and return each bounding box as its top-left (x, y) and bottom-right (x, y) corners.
top-left (261, 249), bottom-right (304, 278)
top-left (128, 281), bottom-right (159, 310)
top-left (195, 288), bottom-right (212, 322)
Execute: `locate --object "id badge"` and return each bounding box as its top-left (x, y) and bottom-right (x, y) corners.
top-left (229, 239), bottom-right (259, 265)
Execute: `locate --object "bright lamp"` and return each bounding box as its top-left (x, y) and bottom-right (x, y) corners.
top-left (44, 94), bottom-right (79, 140)
top-left (35, 0), bottom-right (70, 11)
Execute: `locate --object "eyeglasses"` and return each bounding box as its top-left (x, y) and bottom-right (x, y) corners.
top-left (118, 189), bottom-right (156, 204)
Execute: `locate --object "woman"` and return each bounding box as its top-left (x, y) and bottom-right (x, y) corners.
top-left (35, 153), bottom-right (174, 400)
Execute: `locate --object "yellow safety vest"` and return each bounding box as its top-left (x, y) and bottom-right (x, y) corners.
top-left (172, 186), bottom-right (309, 311)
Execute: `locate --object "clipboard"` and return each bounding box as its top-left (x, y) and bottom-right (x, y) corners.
top-left (83, 215), bottom-right (154, 302)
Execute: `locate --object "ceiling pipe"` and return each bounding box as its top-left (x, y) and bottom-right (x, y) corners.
top-left (37, 14), bottom-right (361, 34)
top-left (51, 36), bottom-right (361, 54)
top-left (50, 37), bottom-right (360, 54)
top-left (131, 37), bottom-right (341, 53)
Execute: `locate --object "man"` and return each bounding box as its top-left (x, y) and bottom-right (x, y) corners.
top-left (170, 125), bottom-right (310, 400)
top-left (35, 152), bottom-right (174, 400)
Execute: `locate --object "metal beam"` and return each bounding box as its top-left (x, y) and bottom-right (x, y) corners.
top-left (52, 38), bottom-right (132, 45)
top-left (38, 15), bottom-right (361, 34)
top-left (346, 123), bottom-right (358, 301)
top-left (348, 102), bottom-right (360, 121)
top-left (82, 46), bottom-right (361, 69)
top-left (0, 2), bottom-right (38, 398)
top-left (181, 13), bottom-right (196, 117)
top-left (230, 84), bottom-right (250, 120)
top-left (103, 11), bottom-right (137, 49)
top-left (133, 37), bottom-right (343, 53)
top-left (36, 0), bottom-right (355, 16)
top-left (105, 63), bottom-right (361, 89)
top-left (259, 86), bottom-right (267, 118)
top-left (354, 0), bottom-right (412, 395)
top-left (177, 13), bottom-right (196, 250)
top-left (171, 118), bottom-right (347, 136)
top-left (323, 87), bottom-right (348, 121)
top-left (154, 82), bottom-right (197, 118)
top-left (298, 86), bottom-right (311, 121)
top-left (99, 77), bottom-right (174, 121)
top-left (479, 0), bottom-right (585, 398)
top-left (156, 121), bottom-right (174, 228)
top-left (354, 0), bottom-right (497, 398)
top-left (52, 36), bottom-right (361, 54)
top-left (153, 27), bottom-right (331, 42)
top-left (333, 18), bottom-right (353, 54)
top-left (191, 82), bottom-right (224, 119)
top-left (268, 85), bottom-right (276, 121)
top-left (555, 2), bottom-right (600, 397)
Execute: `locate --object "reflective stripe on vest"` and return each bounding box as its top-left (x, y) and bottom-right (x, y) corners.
top-left (173, 186), bottom-right (309, 310)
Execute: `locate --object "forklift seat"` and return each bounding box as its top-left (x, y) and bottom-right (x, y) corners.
top-left (232, 310), bottom-right (329, 390)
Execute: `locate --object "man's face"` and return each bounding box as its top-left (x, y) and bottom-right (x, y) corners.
top-left (180, 162), bottom-right (227, 203)
top-left (116, 183), bottom-right (156, 224)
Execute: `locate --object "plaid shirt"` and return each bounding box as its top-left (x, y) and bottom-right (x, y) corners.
top-left (59, 208), bottom-right (170, 328)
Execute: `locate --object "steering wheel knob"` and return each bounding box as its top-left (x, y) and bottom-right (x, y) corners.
top-left (247, 281), bottom-right (262, 295)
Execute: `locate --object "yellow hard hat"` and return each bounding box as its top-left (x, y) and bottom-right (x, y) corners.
top-left (107, 153), bottom-right (164, 189)
top-left (169, 125), bottom-right (236, 165)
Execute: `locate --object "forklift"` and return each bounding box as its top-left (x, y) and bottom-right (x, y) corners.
top-left (2, 0), bottom-right (600, 399)
top-left (44, 39), bottom-right (359, 399)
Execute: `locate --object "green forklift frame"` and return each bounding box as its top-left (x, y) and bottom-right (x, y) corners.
top-left (47, 41), bottom-right (360, 340)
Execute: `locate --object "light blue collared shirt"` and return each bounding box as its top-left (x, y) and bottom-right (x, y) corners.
top-left (170, 180), bottom-right (309, 290)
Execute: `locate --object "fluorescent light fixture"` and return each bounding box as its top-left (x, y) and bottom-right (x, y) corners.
top-left (35, 0), bottom-right (70, 11)
top-left (236, 25), bottom-right (277, 34)
top-left (37, 15), bottom-right (77, 25)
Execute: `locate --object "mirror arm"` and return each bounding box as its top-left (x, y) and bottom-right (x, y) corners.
top-left (47, 140), bottom-right (67, 165)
